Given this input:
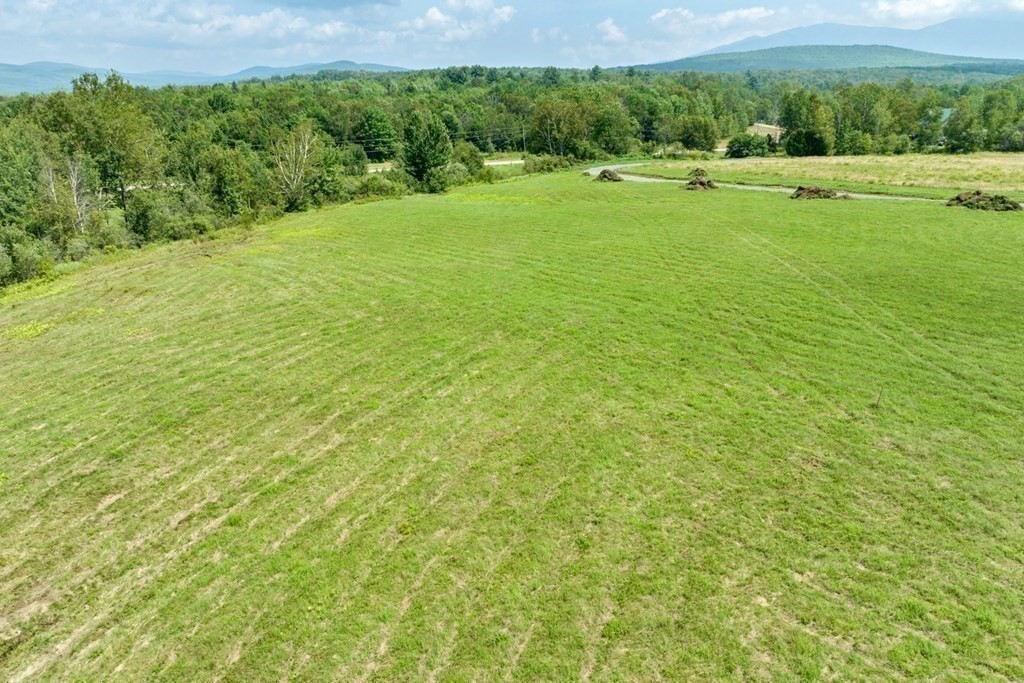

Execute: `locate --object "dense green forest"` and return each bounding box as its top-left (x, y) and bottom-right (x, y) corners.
top-left (3, 64), bottom-right (1024, 288)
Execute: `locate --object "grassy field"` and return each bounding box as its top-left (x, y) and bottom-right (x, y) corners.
top-left (2, 173), bottom-right (1024, 680)
top-left (633, 153), bottom-right (1024, 199)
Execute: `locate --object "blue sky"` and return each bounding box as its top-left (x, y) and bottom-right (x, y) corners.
top-left (0, 0), bottom-right (1015, 72)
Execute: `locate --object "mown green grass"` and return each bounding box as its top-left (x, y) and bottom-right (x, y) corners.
top-left (634, 153), bottom-right (1024, 199)
top-left (2, 174), bottom-right (1023, 680)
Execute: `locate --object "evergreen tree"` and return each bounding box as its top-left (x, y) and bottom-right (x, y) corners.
top-left (401, 112), bottom-right (453, 191)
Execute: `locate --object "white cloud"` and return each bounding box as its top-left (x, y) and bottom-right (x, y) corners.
top-left (401, 0), bottom-right (516, 42)
top-left (651, 6), bottom-right (777, 35)
top-left (46, 3), bottom-right (356, 48)
top-left (865, 0), bottom-right (974, 22)
top-left (636, 5), bottom-right (783, 61)
top-left (0, 0), bottom-right (1014, 73)
top-left (597, 18), bottom-right (627, 43)
top-left (562, 5), bottom-right (794, 67)
top-left (307, 20), bottom-right (353, 41)
top-left (531, 26), bottom-right (568, 43)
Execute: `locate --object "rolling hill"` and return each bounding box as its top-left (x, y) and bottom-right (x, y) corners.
top-left (701, 15), bottom-right (1024, 60)
top-left (220, 60), bottom-right (405, 81)
top-left (0, 60), bottom-right (407, 96)
top-left (637, 45), bottom-right (1024, 74)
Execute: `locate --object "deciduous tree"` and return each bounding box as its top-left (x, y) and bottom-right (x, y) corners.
top-left (270, 120), bottom-right (324, 211)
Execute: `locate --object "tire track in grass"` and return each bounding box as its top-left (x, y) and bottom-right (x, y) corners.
top-left (9, 330), bottom-right (505, 680)
top-left (0, 246), bottom-right (479, 626)
top-left (9, 191), bottom-right (552, 671)
top-left (421, 471), bottom-right (573, 683)
top-left (0, 322), bottom-right (330, 603)
top-left (281, 359), bottom-right (558, 680)
top-left (718, 206), bottom-right (1024, 403)
top-left (621, 198), bottom-right (819, 407)
top-left (575, 195), bottom-right (876, 679)
top-left (2, 185), bottom-right (774, 679)
top-left (228, 439), bottom-right (496, 679)
top-left (2, 224), bottom-right (387, 469)
top-left (702, 202), bottom-right (1024, 416)
top-left (642, 187), bottom-right (1011, 418)
top-left (502, 621), bottom-right (538, 683)
top-left (125, 324), bottom-right (481, 553)
top-left (409, 375), bottom-right (631, 680)
top-left (647, 193), bottom-right (1023, 675)
top-left (0, 264), bottom-right (311, 479)
top-left (580, 598), bottom-right (615, 682)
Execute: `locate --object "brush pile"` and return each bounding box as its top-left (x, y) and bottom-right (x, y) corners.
top-left (685, 177), bottom-right (718, 191)
top-left (594, 169), bottom-right (624, 182)
top-left (685, 168), bottom-right (718, 191)
top-left (791, 186), bottom-right (849, 200)
top-left (947, 191), bottom-right (1021, 211)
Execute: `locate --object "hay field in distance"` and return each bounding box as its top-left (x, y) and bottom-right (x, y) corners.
top-left (634, 152), bottom-right (1024, 199)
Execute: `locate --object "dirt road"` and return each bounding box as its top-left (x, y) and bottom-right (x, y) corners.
top-left (586, 164), bottom-right (935, 202)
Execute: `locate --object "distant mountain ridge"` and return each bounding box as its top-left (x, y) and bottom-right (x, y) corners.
top-left (0, 60), bottom-right (407, 96)
top-left (700, 15), bottom-right (1024, 60)
top-left (636, 45), bottom-right (1024, 74)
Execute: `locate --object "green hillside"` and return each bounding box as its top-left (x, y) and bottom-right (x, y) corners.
top-left (641, 44), bottom-right (1024, 73)
top-left (2, 174), bottom-right (1024, 679)
top-left (227, 60), bottom-right (406, 81)
top-left (0, 60), bottom-right (407, 96)
top-left (0, 62), bottom-right (94, 95)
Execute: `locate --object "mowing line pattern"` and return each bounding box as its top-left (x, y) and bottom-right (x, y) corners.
top-left (2, 174), bottom-right (1023, 680)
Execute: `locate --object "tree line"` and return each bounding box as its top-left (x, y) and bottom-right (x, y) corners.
top-left (3, 65), bottom-right (1024, 287)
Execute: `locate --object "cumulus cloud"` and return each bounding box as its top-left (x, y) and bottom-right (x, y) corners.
top-left (597, 18), bottom-right (627, 43)
top-left (0, 0), bottom-right (525, 70)
top-left (0, 0), bottom-right (1012, 72)
top-left (865, 0), bottom-right (975, 21)
top-left (400, 0), bottom-right (516, 42)
top-left (627, 5), bottom-right (785, 61)
top-left (1, 1), bottom-right (359, 50)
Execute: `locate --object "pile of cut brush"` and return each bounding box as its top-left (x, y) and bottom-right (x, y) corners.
top-left (791, 186), bottom-right (849, 200)
top-left (686, 177), bottom-right (718, 191)
top-left (594, 169), bottom-right (624, 182)
top-left (685, 168), bottom-right (717, 191)
top-left (947, 191), bottom-right (1021, 211)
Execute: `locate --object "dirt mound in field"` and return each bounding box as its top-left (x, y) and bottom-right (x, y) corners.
top-left (947, 191), bottom-right (1021, 211)
top-left (685, 177), bottom-right (718, 191)
top-left (594, 169), bottom-right (624, 182)
top-left (791, 186), bottom-right (849, 200)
